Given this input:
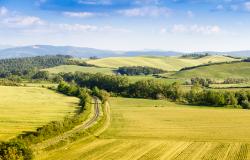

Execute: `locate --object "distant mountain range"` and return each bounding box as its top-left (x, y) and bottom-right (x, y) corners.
top-left (0, 45), bottom-right (249, 59)
top-left (0, 45), bottom-right (13, 50)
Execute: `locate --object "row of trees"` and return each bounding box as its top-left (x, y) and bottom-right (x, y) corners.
top-left (243, 58), bottom-right (250, 62)
top-left (16, 82), bottom-right (93, 145)
top-left (223, 78), bottom-right (249, 84)
top-left (187, 77), bottom-right (213, 87)
top-left (60, 72), bottom-right (250, 109)
top-left (61, 72), bottom-right (129, 94)
top-left (186, 77), bottom-right (250, 87)
top-left (181, 53), bottom-right (210, 59)
top-left (117, 66), bottom-right (166, 75)
top-left (66, 59), bottom-right (95, 67)
top-left (186, 83), bottom-right (250, 108)
top-left (4, 81), bottom-right (110, 159)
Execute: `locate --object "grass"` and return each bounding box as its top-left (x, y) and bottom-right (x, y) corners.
top-left (86, 55), bottom-right (238, 71)
top-left (172, 62), bottom-right (250, 80)
top-left (44, 65), bottom-right (183, 84)
top-left (103, 97), bottom-right (250, 142)
top-left (43, 65), bottom-right (115, 75)
top-left (209, 83), bottom-right (250, 89)
top-left (0, 86), bottom-right (79, 141)
top-left (38, 97), bottom-right (250, 160)
top-left (126, 75), bottom-right (184, 84)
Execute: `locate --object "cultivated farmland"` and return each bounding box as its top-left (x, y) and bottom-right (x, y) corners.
top-left (38, 97), bottom-right (250, 160)
top-left (43, 65), bottom-right (115, 75)
top-left (172, 62), bottom-right (250, 80)
top-left (86, 55), bottom-right (238, 71)
top-left (0, 86), bottom-right (79, 141)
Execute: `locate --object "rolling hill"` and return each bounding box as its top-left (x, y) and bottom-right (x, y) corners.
top-left (43, 65), bottom-right (115, 75)
top-left (0, 45), bottom-right (249, 59)
top-left (86, 55), bottom-right (239, 71)
top-left (172, 62), bottom-right (250, 80)
top-left (0, 45), bottom-right (120, 59)
top-left (0, 45), bottom-right (181, 59)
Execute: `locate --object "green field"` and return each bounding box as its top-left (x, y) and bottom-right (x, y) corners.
top-left (39, 97), bottom-right (250, 160)
top-left (44, 65), bottom-right (184, 84)
top-left (125, 75), bottom-right (184, 84)
top-left (0, 86), bottom-right (79, 141)
top-left (86, 55), bottom-right (238, 71)
top-left (209, 83), bottom-right (250, 89)
top-left (43, 65), bottom-right (115, 75)
top-left (172, 62), bottom-right (250, 80)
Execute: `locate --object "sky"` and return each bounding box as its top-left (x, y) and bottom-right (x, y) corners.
top-left (1, 0), bottom-right (250, 51)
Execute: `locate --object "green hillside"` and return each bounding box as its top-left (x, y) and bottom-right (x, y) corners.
top-left (86, 55), bottom-right (239, 71)
top-left (172, 62), bottom-right (250, 80)
top-left (43, 65), bottom-right (115, 75)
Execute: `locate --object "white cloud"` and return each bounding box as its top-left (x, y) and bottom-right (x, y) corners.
top-left (244, 2), bottom-right (250, 11)
top-left (187, 10), bottom-right (194, 18)
top-left (118, 6), bottom-right (171, 17)
top-left (230, 5), bottom-right (239, 11)
top-left (216, 4), bottom-right (224, 11)
top-left (161, 24), bottom-right (221, 35)
top-left (98, 26), bottom-right (131, 33)
top-left (0, 6), bottom-right (8, 16)
top-left (133, 0), bottom-right (160, 5)
top-left (35, 0), bottom-right (47, 6)
top-left (58, 24), bottom-right (98, 32)
top-left (160, 27), bottom-right (167, 34)
top-left (57, 23), bottom-right (130, 33)
top-left (171, 24), bottom-right (188, 33)
top-left (63, 12), bottom-right (95, 18)
top-left (78, 0), bottom-right (112, 5)
top-left (2, 16), bottom-right (45, 27)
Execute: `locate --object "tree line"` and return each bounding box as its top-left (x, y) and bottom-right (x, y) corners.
top-left (117, 66), bottom-right (166, 75)
top-left (15, 81), bottom-right (109, 145)
top-left (0, 55), bottom-right (70, 78)
top-left (16, 83), bottom-right (91, 145)
top-left (60, 72), bottom-right (250, 109)
top-left (223, 78), bottom-right (249, 84)
top-left (186, 77), bottom-right (213, 87)
top-left (181, 53), bottom-right (210, 58)
top-left (186, 77), bottom-right (250, 86)
top-left (1, 81), bottom-right (110, 159)
top-left (243, 58), bottom-right (250, 62)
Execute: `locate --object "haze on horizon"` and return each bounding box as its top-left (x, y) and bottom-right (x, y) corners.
top-left (1, 0), bottom-right (250, 52)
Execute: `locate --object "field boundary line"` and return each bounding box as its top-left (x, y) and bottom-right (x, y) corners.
top-left (32, 97), bottom-right (101, 151)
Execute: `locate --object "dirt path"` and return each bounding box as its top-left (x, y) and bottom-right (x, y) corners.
top-left (72, 96), bottom-right (100, 132)
top-left (33, 97), bottom-right (101, 151)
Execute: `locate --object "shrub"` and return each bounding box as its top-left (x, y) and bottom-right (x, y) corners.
top-left (241, 100), bottom-right (250, 109)
top-left (32, 71), bottom-right (49, 80)
top-left (15, 83), bottom-right (92, 145)
top-left (0, 141), bottom-right (33, 160)
top-left (92, 87), bottom-right (110, 103)
top-left (117, 66), bottom-right (166, 75)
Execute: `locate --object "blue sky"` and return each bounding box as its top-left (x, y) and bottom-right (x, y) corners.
top-left (0, 0), bottom-right (250, 51)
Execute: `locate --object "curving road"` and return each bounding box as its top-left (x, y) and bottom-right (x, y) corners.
top-left (75, 96), bottom-right (100, 131)
top-left (82, 96), bottom-right (100, 128)
top-left (33, 97), bottom-right (101, 150)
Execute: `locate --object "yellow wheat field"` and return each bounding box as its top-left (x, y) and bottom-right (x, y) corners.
top-left (38, 97), bottom-right (250, 160)
top-left (86, 55), bottom-right (238, 71)
top-left (0, 86), bottom-right (79, 141)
